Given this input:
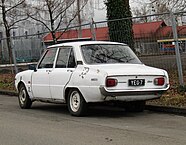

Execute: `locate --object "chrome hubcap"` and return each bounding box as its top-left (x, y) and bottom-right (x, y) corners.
top-left (19, 88), bottom-right (26, 105)
top-left (70, 91), bottom-right (80, 112)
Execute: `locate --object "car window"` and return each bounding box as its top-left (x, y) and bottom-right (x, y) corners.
top-left (56, 47), bottom-right (76, 68)
top-left (81, 44), bottom-right (141, 64)
top-left (67, 49), bottom-right (76, 68)
top-left (38, 48), bottom-right (57, 69)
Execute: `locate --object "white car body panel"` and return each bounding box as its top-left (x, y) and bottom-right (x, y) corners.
top-left (66, 64), bottom-right (169, 102)
top-left (15, 41), bottom-right (170, 103)
top-left (15, 70), bottom-right (33, 98)
top-left (50, 68), bottom-right (74, 100)
top-left (32, 68), bottom-right (51, 99)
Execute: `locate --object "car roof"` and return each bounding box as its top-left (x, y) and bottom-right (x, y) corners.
top-left (47, 41), bottom-right (127, 49)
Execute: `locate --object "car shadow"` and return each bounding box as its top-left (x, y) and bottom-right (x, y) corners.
top-left (30, 102), bottom-right (146, 118)
top-left (88, 105), bottom-right (146, 118)
top-left (31, 103), bottom-right (69, 115)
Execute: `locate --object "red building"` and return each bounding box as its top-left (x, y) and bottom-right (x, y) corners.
top-left (43, 21), bottom-right (186, 54)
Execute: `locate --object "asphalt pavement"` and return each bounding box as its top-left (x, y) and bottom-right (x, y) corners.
top-left (0, 94), bottom-right (186, 145)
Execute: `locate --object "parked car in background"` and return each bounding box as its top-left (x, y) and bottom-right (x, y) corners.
top-left (15, 41), bottom-right (169, 116)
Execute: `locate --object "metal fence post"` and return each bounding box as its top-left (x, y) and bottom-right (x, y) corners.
top-left (90, 20), bottom-right (96, 40)
top-left (0, 40), bottom-right (2, 64)
top-left (171, 12), bottom-right (184, 86)
top-left (12, 40), bottom-right (18, 74)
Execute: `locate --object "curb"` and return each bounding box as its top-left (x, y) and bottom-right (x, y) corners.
top-left (0, 90), bottom-right (186, 115)
top-left (0, 90), bottom-right (17, 96)
top-left (145, 105), bottom-right (186, 116)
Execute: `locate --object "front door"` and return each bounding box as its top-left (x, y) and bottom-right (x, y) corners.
top-left (32, 48), bottom-right (57, 99)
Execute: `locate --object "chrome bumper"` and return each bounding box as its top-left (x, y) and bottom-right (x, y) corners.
top-left (99, 85), bottom-right (169, 97)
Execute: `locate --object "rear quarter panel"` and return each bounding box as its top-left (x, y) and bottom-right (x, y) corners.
top-left (67, 65), bottom-right (108, 102)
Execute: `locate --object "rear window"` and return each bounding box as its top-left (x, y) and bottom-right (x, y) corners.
top-left (81, 44), bottom-right (141, 64)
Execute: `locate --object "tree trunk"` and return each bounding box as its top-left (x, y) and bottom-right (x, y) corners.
top-left (51, 31), bottom-right (57, 44)
top-left (2, 0), bottom-right (13, 64)
top-left (6, 30), bottom-right (13, 64)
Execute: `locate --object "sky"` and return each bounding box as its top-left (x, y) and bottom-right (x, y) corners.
top-left (93, 0), bottom-right (149, 22)
top-left (93, 0), bottom-right (143, 22)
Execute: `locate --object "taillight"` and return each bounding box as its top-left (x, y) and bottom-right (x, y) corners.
top-left (106, 78), bottom-right (118, 87)
top-left (154, 77), bottom-right (165, 86)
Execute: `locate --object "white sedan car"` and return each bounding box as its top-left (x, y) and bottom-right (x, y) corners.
top-left (15, 41), bottom-right (169, 116)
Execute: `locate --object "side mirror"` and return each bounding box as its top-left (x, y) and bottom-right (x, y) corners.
top-left (28, 64), bottom-right (37, 72)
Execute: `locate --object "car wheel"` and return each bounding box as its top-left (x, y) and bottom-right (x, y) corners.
top-left (18, 84), bottom-right (32, 109)
top-left (125, 101), bottom-right (145, 112)
top-left (67, 89), bottom-right (87, 116)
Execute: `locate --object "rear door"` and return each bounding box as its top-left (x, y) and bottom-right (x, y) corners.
top-left (49, 47), bottom-right (76, 100)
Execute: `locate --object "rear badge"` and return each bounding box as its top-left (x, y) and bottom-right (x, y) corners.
top-left (91, 78), bottom-right (98, 81)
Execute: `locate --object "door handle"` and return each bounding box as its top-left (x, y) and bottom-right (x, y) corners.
top-left (46, 70), bottom-right (52, 73)
top-left (67, 70), bottom-right (73, 72)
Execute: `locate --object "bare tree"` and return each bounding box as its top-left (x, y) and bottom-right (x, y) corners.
top-left (150, 0), bottom-right (170, 13)
top-left (133, 0), bottom-right (185, 16)
top-left (0, 0), bottom-right (28, 64)
top-left (132, 0), bottom-right (170, 22)
top-left (27, 0), bottom-right (88, 44)
top-left (150, 0), bottom-right (186, 12)
top-left (133, 5), bottom-right (149, 22)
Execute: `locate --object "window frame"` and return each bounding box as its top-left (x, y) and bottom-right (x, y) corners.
top-left (37, 47), bottom-right (58, 69)
top-left (55, 46), bottom-right (77, 69)
top-left (80, 44), bottom-right (142, 65)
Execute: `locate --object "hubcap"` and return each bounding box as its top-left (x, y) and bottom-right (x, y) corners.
top-left (19, 88), bottom-right (26, 105)
top-left (70, 91), bottom-right (81, 112)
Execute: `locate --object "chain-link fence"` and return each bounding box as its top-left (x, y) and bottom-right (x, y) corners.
top-left (0, 36), bottom-right (45, 64)
top-left (0, 12), bottom-right (185, 85)
top-left (92, 12), bottom-right (186, 85)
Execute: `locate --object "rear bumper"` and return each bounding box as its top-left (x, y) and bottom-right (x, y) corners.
top-left (99, 85), bottom-right (169, 97)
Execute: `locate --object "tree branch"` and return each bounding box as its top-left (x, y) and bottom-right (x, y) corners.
top-left (29, 13), bottom-right (52, 32)
top-left (5, 0), bottom-right (26, 14)
top-left (53, 0), bottom-right (75, 21)
top-left (55, 0), bottom-right (88, 40)
top-left (9, 16), bottom-right (29, 29)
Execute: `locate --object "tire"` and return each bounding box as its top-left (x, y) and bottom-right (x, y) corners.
top-left (125, 101), bottom-right (145, 112)
top-left (67, 89), bottom-right (87, 116)
top-left (18, 84), bottom-right (32, 109)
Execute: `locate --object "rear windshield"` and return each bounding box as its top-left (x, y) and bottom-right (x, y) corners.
top-left (81, 44), bottom-right (141, 64)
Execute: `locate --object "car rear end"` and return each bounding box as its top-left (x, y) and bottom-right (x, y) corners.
top-left (80, 42), bottom-right (169, 102)
top-left (100, 70), bottom-right (169, 101)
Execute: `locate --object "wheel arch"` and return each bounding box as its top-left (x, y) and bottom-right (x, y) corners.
top-left (65, 87), bottom-right (87, 103)
top-left (17, 81), bottom-right (32, 109)
top-left (17, 81), bottom-right (26, 91)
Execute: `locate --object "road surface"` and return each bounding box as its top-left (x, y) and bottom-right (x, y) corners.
top-left (0, 95), bottom-right (186, 145)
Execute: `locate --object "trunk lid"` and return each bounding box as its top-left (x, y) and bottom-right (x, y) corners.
top-left (89, 64), bottom-right (167, 90)
top-left (90, 64), bottom-right (165, 76)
